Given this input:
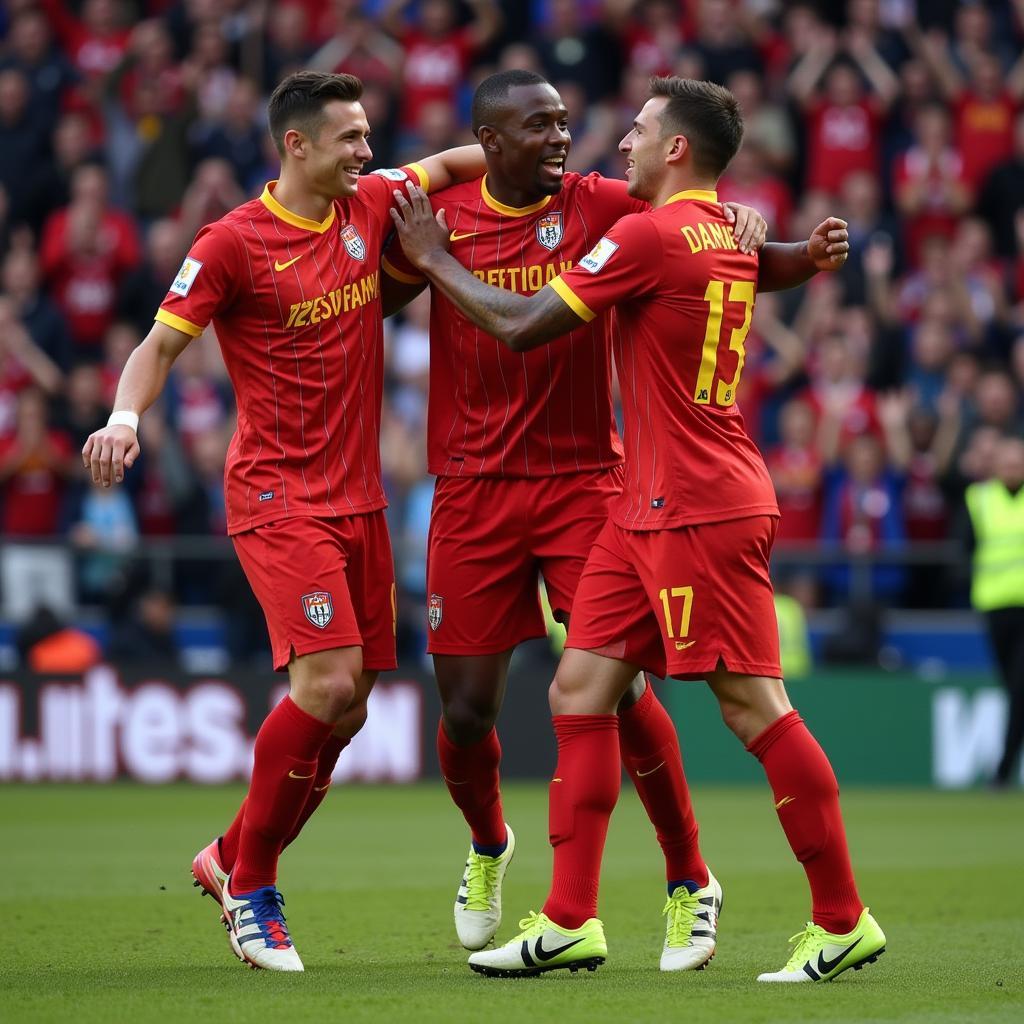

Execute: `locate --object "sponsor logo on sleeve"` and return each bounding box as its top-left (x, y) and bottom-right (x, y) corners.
top-left (340, 224), bottom-right (366, 261)
top-left (579, 237), bottom-right (618, 274)
top-left (301, 591), bottom-right (334, 629)
top-left (170, 258), bottom-right (203, 296)
top-left (372, 168), bottom-right (409, 181)
top-left (535, 211), bottom-right (563, 250)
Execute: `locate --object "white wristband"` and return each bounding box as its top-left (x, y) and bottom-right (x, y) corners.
top-left (107, 410), bottom-right (140, 433)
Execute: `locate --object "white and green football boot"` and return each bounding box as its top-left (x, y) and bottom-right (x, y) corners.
top-left (467, 911), bottom-right (607, 977)
top-left (660, 869), bottom-right (723, 971)
top-left (454, 824), bottom-right (516, 950)
top-left (757, 908), bottom-right (885, 982)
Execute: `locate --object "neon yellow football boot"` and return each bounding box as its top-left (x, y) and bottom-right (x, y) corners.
top-left (467, 911), bottom-right (607, 977)
top-left (757, 907), bottom-right (886, 982)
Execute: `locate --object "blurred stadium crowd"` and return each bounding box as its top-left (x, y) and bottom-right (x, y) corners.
top-left (1, 0), bottom-right (1023, 660)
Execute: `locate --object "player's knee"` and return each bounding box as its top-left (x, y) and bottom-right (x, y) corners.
top-left (718, 696), bottom-right (762, 745)
top-left (296, 671), bottom-right (357, 722)
top-left (334, 697), bottom-right (369, 739)
top-left (441, 699), bottom-right (497, 745)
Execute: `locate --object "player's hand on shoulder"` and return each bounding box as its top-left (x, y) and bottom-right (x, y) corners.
top-left (389, 181), bottom-right (450, 270)
top-left (722, 203), bottom-right (767, 254)
top-left (807, 217), bottom-right (849, 272)
top-left (81, 423), bottom-right (140, 488)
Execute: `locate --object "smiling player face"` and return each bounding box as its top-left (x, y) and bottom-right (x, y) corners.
top-left (304, 99), bottom-right (374, 200)
top-left (619, 96), bottom-right (672, 202)
top-left (486, 83), bottom-right (571, 199)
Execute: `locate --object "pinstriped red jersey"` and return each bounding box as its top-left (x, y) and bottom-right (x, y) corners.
top-left (548, 190), bottom-right (778, 530)
top-left (156, 170), bottom-right (425, 535)
top-left (384, 172), bottom-right (642, 477)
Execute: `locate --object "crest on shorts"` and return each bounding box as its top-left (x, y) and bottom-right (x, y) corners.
top-left (301, 591), bottom-right (334, 629)
top-left (535, 212), bottom-right (562, 251)
top-left (428, 593), bottom-right (443, 631)
top-left (340, 224), bottom-right (366, 261)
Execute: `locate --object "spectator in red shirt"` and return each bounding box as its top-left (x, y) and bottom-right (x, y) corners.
top-left (718, 139), bottom-right (793, 240)
top-left (39, 163), bottom-right (141, 354)
top-left (613, 0), bottom-right (686, 77)
top-left (893, 101), bottom-right (971, 266)
top-left (384, 0), bottom-right (502, 130)
top-left (0, 387), bottom-right (73, 537)
top-left (766, 397), bottom-right (825, 543)
top-left (788, 28), bottom-right (898, 195)
top-left (808, 332), bottom-right (881, 464)
top-left (39, 0), bottom-right (130, 84)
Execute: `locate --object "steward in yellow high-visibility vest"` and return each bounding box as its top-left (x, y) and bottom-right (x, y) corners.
top-left (964, 436), bottom-right (1024, 787)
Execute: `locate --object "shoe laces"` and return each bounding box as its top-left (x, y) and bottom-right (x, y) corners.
top-left (250, 889), bottom-right (293, 950)
top-left (661, 888), bottom-right (701, 947)
top-left (783, 921), bottom-right (826, 972)
top-left (511, 911), bottom-right (550, 940)
top-left (463, 849), bottom-right (503, 911)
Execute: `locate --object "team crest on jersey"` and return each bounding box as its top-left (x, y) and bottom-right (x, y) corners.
top-left (340, 224), bottom-right (366, 261)
top-left (535, 212), bottom-right (563, 251)
top-left (428, 593), bottom-right (443, 631)
top-left (301, 591), bottom-right (334, 629)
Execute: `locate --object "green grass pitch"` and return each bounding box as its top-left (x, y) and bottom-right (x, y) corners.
top-left (4, 782), bottom-right (1023, 1023)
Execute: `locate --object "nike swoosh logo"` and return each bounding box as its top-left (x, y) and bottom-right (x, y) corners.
top-left (274, 255), bottom-right (303, 271)
top-left (288, 769), bottom-right (315, 779)
top-left (449, 230), bottom-right (480, 242)
top-left (775, 796), bottom-right (796, 809)
top-left (636, 761), bottom-right (665, 778)
top-left (534, 935), bottom-right (585, 962)
top-left (675, 640), bottom-right (696, 650)
top-left (816, 936), bottom-right (862, 975)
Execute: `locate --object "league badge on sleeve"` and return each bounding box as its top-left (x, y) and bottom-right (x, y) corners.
top-left (170, 257), bottom-right (203, 296)
top-left (535, 211), bottom-right (563, 251)
top-left (301, 591), bottom-right (334, 629)
top-left (428, 593), bottom-right (443, 631)
top-left (340, 224), bottom-right (366, 261)
top-left (580, 237), bottom-right (619, 274)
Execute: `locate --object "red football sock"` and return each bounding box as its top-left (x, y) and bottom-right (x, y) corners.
top-left (747, 710), bottom-right (863, 934)
top-left (282, 734), bottom-right (350, 849)
top-left (230, 696), bottom-right (334, 893)
top-left (437, 721), bottom-right (506, 848)
top-left (220, 735), bottom-right (351, 870)
top-left (542, 714), bottom-right (621, 929)
top-left (618, 680), bottom-right (707, 888)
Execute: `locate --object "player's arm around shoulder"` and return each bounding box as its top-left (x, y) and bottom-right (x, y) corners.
top-left (413, 145), bottom-right (487, 194)
top-left (758, 217), bottom-right (850, 292)
top-left (81, 320), bottom-right (194, 488)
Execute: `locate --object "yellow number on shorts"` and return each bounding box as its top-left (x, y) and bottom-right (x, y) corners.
top-left (693, 280), bottom-right (754, 407)
top-left (658, 586), bottom-right (694, 639)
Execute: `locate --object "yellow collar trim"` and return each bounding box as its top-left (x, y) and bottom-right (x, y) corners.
top-left (480, 175), bottom-right (553, 217)
top-left (665, 189), bottom-right (718, 205)
top-left (260, 182), bottom-right (337, 233)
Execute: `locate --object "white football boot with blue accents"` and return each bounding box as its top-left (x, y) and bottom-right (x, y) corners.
top-left (454, 824), bottom-right (516, 950)
top-left (221, 880), bottom-right (304, 971)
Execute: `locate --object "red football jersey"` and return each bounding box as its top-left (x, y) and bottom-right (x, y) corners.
top-left (548, 189), bottom-right (778, 531)
top-left (385, 172), bottom-right (642, 477)
top-left (156, 167), bottom-right (426, 535)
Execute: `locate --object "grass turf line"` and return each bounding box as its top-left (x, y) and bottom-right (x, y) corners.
top-left (4, 783), bottom-right (1023, 1023)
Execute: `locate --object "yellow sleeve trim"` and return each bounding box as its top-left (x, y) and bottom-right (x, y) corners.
top-left (406, 162), bottom-right (430, 193)
top-left (549, 277), bottom-right (596, 323)
top-left (155, 308), bottom-right (204, 337)
top-left (382, 255), bottom-right (425, 285)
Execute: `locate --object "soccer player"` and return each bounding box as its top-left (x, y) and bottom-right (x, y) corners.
top-left (81, 71), bottom-right (487, 972)
top-left (390, 76), bottom-right (885, 982)
top-left (381, 68), bottom-right (773, 969)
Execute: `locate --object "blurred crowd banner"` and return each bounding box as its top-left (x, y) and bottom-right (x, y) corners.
top-left (0, 664), bottom-right (1014, 789)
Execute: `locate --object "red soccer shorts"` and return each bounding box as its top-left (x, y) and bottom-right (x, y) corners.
top-left (232, 511), bottom-right (397, 672)
top-left (425, 468), bottom-right (623, 655)
top-left (566, 515), bottom-right (782, 680)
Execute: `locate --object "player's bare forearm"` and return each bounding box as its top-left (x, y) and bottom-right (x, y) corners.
top-left (418, 248), bottom-right (579, 350)
top-left (417, 145), bottom-right (487, 193)
top-left (389, 182), bottom-right (584, 349)
top-left (380, 273), bottom-right (426, 318)
top-left (758, 218), bottom-right (849, 292)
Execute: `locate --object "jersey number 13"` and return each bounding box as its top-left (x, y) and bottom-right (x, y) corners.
top-left (693, 279), bottom-right (754, 407)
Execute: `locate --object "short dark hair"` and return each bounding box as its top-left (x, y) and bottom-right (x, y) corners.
top-left (471, 70), bottom-right (551, 134)
top-left (648, 76), bottom-right (744, 180)
top-left (267, 71), bottom-right (363, 155)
